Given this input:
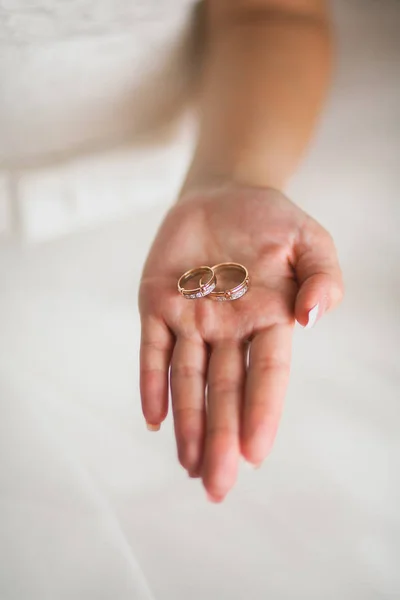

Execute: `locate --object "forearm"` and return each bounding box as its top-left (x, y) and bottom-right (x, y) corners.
top-left (182, 0), bottom-right (333, 194)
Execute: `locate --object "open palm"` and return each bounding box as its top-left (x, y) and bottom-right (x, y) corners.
top-left (139, 186), bottom-right (343, 502)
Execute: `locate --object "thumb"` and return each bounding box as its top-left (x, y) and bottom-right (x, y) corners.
top-left (294, 223), bottom-right (344, 329)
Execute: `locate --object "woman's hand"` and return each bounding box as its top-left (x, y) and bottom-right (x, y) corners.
top-left (139, 186), bottom-right (343, 502)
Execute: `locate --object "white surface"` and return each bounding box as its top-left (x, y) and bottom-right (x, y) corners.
top-left (1, 0), bottom-right (198, 239)
top-left (0, 0), bottom-right (195, 163)
top-left (1, 0), bottom-right (197, 238)
top-left (1, 1), bottom-right (400, 599)
top-left (16, 129), bottom-right (193, 241)
top-left (0, 174), bottom-right (11, 234)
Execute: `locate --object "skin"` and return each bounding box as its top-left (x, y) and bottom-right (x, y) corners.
top-left (139, 0), bottom-right (343, 502)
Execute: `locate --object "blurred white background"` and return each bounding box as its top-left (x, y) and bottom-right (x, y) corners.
top-left (0, 1), bottom-right (399, 599)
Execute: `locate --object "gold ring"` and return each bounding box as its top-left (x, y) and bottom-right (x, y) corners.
top-left (201, 262), bottom-right (249, 301)
top-left (177, 266), bottom-right (216, 299)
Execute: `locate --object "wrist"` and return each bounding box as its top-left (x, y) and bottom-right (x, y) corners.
top-left (178, 150), bottom-right (288, 203)
top-left (176, 176), bottom-right (285, 213)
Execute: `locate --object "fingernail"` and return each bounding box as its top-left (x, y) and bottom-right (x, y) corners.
top-left (188, 468), bottom-right (201, 479)
top-left (146, 423), bottom-right (161, 432)
top-left (304, 303), bottom-right (320, 330)
top-left (206, 492), bottom-right (224, 504)
top-left (243, 459), bottom-right (261, 470)
top-left (243, 460), bottom-right (257, 471)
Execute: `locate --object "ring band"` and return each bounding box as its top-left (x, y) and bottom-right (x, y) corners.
top-left (178, 266), bottom-right (216, 299)
top-left (200, 262), bottom-right (249, 301)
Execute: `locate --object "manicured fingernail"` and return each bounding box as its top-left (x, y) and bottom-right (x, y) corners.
top-left (243, 460), bottom-right (257, 471)
top-left (206, 492), bottom-right (224, 504)
top-left (146, 423), bottom-right (161, 432)
top-left (243, 459), bottom-right (261, 470)
top-left (304, 303), bottom-right (320, 330)
top-left (188, 468), bottom-right (201, 479)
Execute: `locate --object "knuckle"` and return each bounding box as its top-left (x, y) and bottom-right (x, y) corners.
top-left (141, 339), bottom-right (169, 354)
top-left (206, 425), bottom-right (236, 440)
top-left (253, 357), bottom-right (290, 376)
top-left (171, 363), bottom-right (203, 380)
top-left (173, 405), bottom-right (201, 420)
top-left (209, 377), bottom-right (238, 395)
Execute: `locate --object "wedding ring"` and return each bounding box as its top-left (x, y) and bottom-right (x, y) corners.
top-left (178, 266), bottom-right (216, 299)
top-left (201, 262), bottom-right (249, 301)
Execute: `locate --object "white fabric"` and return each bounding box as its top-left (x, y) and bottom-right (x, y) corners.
top-left (0, 1), bottom-right (400, 599)
top-left (0, 0), bottom-right (195, 163)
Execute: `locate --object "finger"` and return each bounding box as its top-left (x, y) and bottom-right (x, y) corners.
top-left (140, 317), bottom-right (174, 430)
top-left (202, 341), bottom-right (245, 502)
top-left (170, 336), bottom-right (208, 477)
top-left (241, 324), bottom-right (292, 466)
top-left (294, 225), bottom-right (344, 329)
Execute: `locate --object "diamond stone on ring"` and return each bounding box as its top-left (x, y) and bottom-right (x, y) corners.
top-left (200, 262), bottom-right (249, 301)
top-left (177, 266), bottom-right (217, 299)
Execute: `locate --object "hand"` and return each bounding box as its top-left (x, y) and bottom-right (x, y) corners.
top-left (139, 186), bottom-right (343, 502)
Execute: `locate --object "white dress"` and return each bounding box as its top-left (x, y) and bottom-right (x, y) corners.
top-left (0, 0), bottom-right (198, 239)
top-left (0, 0), bottom-right (197, 161)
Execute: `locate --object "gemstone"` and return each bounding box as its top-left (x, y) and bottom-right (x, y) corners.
top-left (202, 282), bottom-right (216, 294)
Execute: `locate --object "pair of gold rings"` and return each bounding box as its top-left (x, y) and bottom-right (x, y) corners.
top-left (178, 263), bottom-right (249, 302)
